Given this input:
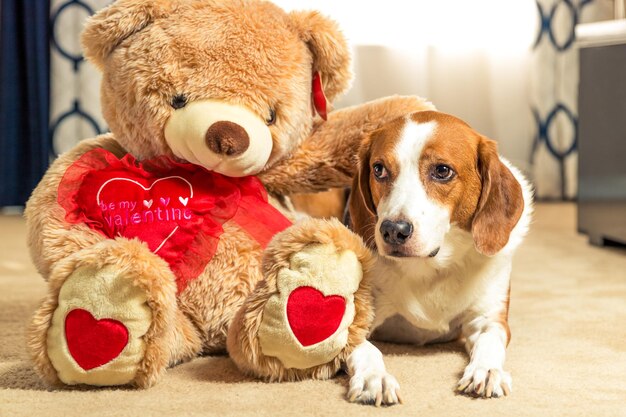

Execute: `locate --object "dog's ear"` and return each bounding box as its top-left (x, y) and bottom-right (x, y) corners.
top-left (81, 0), bottom-right (171, 69)
top-left (288, 10), bottom-right (353, 104)
top-left (472, 137), bottom-right (524, 256)
top-left (348, 135), bottom-right (377, 247)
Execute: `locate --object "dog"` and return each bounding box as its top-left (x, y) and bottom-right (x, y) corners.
top-left (344, 110), bottom-right (532, 405)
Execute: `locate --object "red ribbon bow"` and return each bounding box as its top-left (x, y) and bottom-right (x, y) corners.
top-left (58, 148), bottom-right (292, 292)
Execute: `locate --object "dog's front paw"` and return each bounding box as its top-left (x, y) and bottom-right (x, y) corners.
top-left (348, 370), bottom-right (402, 407)
top-left (457, 364), bottom-right (512, 398)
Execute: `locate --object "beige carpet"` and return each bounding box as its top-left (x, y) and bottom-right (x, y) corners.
top-left (1, 203), bottom-right (625, 417)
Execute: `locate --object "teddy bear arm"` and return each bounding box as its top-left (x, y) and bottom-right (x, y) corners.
top-left (260, 95), bottom-right (435, 195)
top-left (25, 134), bottom-right (129, 279)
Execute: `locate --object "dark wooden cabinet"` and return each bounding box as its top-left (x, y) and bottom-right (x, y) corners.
top-left (577, 25), bottom-right (626, 246)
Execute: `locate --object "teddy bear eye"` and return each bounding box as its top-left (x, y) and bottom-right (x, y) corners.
top-left (266, 108), bottom-right (276, 126)
top-left (171, 94), bottom-right (188, 110)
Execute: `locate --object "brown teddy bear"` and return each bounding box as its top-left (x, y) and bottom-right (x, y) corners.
top-left (25, 0), bottom-right (433, 395)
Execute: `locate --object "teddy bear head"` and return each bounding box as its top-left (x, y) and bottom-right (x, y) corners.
top-left (81, 0), bottom-right (352, 177)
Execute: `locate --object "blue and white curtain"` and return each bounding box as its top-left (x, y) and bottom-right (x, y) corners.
top-left (530, 0), bottom-right (613, 199)
top-left (50, 0), bottom-right (109, 155)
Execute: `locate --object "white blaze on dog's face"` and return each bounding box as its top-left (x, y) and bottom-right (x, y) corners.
top-left (350, 111), bottom-right (524, 259)
top-left (375, 121), bottom-right (449, 257)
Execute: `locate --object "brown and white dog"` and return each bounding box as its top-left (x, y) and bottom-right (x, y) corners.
top-left (345, 111), bottom-right (532, 405)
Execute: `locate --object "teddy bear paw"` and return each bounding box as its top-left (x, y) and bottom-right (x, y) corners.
top-left (227, 218), bottom-right (374, 380)
top-left (45, 264), bottom-right (154, 386)
top-left (257, 241), bottom-right (363, 370)
top-left (30, 239), bottom-right (177, 388)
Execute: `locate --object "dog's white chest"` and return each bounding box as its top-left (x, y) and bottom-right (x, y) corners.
top-left (369, 258), bottom-right (482, 343)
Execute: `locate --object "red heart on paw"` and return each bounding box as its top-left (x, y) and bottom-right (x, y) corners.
top-left (65, 309), bottom-right (129, 371)
top-left (286, 286), bottom-right (346, 347)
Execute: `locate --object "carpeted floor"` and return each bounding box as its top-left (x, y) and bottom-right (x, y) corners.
top-left (0, 203), bottom-right (624, 417)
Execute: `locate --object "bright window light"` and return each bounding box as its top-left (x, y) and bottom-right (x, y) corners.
top-left (273, 0), bottom-right (536, 53)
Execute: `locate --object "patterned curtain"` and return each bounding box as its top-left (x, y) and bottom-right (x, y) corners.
top-left (42, 0), bottom-right (622, 203)
top-left (530, 0), bottom-right (613, 199)
top-left (49, 0), bottom-right (110, 155)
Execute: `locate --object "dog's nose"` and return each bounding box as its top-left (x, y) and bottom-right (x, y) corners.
top-left (380, 220), bottom-right (413, 245)
top-left (205, 121), bottom-right (249, 156)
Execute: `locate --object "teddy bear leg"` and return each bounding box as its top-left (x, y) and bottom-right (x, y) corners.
top-left (28, 238), bottom-right (197, 388)
top-left (227, 218), bottom-right (374, 381)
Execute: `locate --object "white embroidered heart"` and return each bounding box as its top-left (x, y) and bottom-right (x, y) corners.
top-left (179, 197), bottom-right (189, 206)
top-left (96, 176), bottom-right (193, 253)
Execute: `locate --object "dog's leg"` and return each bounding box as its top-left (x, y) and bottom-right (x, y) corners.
top-left (457, 317), bottom-right (512, 398)
top-left (346, 340), bottom-right (402, 406)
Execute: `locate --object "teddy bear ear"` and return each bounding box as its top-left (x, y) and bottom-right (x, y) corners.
top-left (81, 0), bottom-right (170, 69)
top-left (288, 10), bottom-right (354, 103)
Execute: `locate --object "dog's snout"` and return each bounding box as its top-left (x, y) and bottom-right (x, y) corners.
top-left (380, 220), bottom-right (413, 245)
top-left (205, 121), bottom-right (249, 156)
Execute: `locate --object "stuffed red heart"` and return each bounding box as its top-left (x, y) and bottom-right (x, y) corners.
top-left (58, 148), bottom-right (291, 292)
top-left (64, 309), bottom-right (129, 371)
top-left (94, 176), bottom-right (194, 254)
top-left (286, 286), bottom-right (346, 347)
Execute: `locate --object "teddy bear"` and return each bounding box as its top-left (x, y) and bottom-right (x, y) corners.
top-left (25, 0), bottom-right (433, 392)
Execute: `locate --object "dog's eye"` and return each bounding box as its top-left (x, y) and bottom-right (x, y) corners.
top-left (373, 162), bottom-right (389, 181)
top-left (432, 164), bottom-right (455, 182)
top-left (266, 108), bottom-right (276, 126)
top-left (171, 94), bottom-right (188, 109)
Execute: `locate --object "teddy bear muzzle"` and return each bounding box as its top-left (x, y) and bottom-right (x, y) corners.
top-left (164, 100), bottom-right (273, 177)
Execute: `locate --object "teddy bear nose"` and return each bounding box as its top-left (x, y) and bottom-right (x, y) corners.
top-left (205, 121), bottom-right (250, 156)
